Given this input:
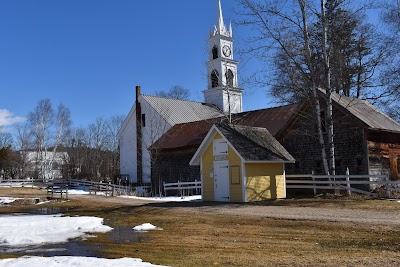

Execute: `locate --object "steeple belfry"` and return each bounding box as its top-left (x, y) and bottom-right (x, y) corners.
top-left (204, 0), bottom-right (243, 114)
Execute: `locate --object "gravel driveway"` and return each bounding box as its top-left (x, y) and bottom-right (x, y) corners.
top-left (71, 195), bottom-right (400, 226)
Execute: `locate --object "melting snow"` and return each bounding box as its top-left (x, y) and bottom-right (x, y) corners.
top-left (0, 256), bottom-right (169, 267)
top-left (0, 214), bottom-right (112, 247)
top-left (0, 197), bottom-right (18, 205)
top-left (119, 195), bottom-right (202, 202)
top-left (133, 223), bottom-right (163, 232)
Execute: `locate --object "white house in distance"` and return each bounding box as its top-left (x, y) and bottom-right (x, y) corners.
top-left (117, 0), bottom-right (243, 184)
top-left (24, 151), bottom-right (68, 180)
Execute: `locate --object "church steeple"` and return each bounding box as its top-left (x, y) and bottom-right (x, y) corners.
top-left (213, 0), bottom-right (232, 38)
top-left (204, 0), bottom-right (243, 114)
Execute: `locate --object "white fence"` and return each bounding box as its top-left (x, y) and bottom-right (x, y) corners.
top-left (163, 180), bottom-right (201, 197)
top-left (0, 178), bottom-right (42, 188)
top-left (286, 173), bottom-right (400, 197)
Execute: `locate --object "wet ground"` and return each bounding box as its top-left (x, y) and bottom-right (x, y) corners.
top-left (0, 206), bottom-right (148, 258)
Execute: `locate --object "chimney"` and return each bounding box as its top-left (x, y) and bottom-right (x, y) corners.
top-left (136, 85), bottom-right (141, 103)
top-left (135, 85), bottom-right (143, 185)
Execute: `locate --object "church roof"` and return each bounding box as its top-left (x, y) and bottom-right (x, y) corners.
top-left (141, 94), bottom-right (224, 126)
top-left (151, 103), bottom-right (299, 150)
top-left (190, 124), bottom-right (295, 165)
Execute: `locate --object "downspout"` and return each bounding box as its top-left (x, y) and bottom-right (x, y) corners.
top-left (136, 86), bottom-right (143, 185)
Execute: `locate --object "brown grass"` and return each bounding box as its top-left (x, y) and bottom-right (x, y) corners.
top-left (0, 189), bottom-right (400, 266)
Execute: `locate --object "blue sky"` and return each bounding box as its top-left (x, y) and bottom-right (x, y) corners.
top-left (0, 0), bottom-right (268, 131)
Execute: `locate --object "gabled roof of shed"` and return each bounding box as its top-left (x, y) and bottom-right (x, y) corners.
top-left (152, 103), bottom-right (299, 150)
top-left (217, 124), bottom-right (295, 162)
top-left (190, 124), bottom-right (295, 165)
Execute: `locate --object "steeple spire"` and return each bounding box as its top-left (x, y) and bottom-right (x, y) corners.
top-left (217, 0), bottom-right (226, 34)
top-left (213, 0), bottom-right (231, 37)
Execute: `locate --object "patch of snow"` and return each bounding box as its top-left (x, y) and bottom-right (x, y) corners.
top-left (67, 189), bottom-right (90, 195)
top-left (0, 256), bottom-right (169, 267)
top-left (133, 223), bottom-right (163, 232)
top-left (0, 214), bottom-right (112, 247)
top-left (397, 200), bottom-right (400, 203)
top-left (119, 195), bottom-right (202, 202)
top-left (0, 197), bottom-right (18, 205)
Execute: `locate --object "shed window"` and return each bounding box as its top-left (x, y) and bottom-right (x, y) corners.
top-left (231, 165), bottom-right (240, 184)
top-left (213, 139), bottom-right (228, 156)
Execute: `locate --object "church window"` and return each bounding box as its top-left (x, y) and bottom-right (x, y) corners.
top-left (226, 69), bottom-right (234, 87)
top-left (212, 46), bottom-right (218, 60)
top-left (211, 70), bottom-right (219, 88)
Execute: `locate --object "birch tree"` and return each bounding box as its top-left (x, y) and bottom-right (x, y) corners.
top-left (238, 0), bottom-right (333, 174)
top-left (28, 99), bottom-right (55, 179)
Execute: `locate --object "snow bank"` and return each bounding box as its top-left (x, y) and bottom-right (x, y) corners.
top-left (67, 189), bottom-right (90, 195)
top-left (133, 223), bottom-right (163, 232)
top-left (0, 197), bottom-right (18, 205)
top-left (0, 256), bottom-right (169, 267)
top-left (0, 214), bottom-right (112, 247)
top-left (119, 195), bottom-right (202, 202)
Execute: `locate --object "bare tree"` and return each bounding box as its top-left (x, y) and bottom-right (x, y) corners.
top-left (0, 132), bottom-right (13, 148)
top-left (14, 123), bottom-right (32, 178)
top-left (156, 85), bottom-right (191, 100)
top-left (106, 115), bottom-right (125, 180)
top-left (238, 0), bottom-right (333, 174)
top-left (379, 0), bottom-right (400, 122)
top-left (28, 99), bottom-right (55, 179)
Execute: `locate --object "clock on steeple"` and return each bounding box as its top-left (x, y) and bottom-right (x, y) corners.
top-left (204, 0), bottom-right (243, 114)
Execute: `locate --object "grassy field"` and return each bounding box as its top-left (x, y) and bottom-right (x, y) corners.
top-left (0, 188), bottom-right (400, 266)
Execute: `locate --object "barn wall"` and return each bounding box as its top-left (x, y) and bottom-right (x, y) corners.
top-left (279, 105), bottom-right (368, 176)
top-left (367, 131), bottom-right (400, 181)
top-left (151, 147), bottom-right (200, 196)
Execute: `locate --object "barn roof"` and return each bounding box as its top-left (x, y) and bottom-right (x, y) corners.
top-left (331, 93), bottom-right (400, 132)
top-left (152, 103), bottom-right (299, 150)
top-left (190, 124), bottom-right (295, 165)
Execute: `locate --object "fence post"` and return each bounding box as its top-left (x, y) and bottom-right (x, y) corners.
top-left (346, 168), bottom-right (351, 197)
top-left (163, 181), bottom-right (166, 197)
top-left (386, 175), bottom-right (392, 199)
top-left (311, 171), bottom-right (316, 195)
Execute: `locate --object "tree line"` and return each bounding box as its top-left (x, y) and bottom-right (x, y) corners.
top-left (0, 99), bottom-right (124, 182)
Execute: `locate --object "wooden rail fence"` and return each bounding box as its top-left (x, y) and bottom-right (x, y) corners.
top-left (286, 173), bottom-right (399, 197)
top-left (163, 180), bottom-right (201, 197)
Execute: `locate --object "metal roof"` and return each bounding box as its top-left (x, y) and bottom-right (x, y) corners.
top-left (332, 93), bottom-right (400, 132)
top-left (152, 104), bottom-right (299, 150)
top-left (142, 95), bottom-right (224, 126)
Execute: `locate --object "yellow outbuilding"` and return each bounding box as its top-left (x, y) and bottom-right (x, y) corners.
top-left (190, 124), bottom-right (295, 202)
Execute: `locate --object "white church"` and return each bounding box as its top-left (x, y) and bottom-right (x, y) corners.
top-left (117, 0), bottom-right (242, 184)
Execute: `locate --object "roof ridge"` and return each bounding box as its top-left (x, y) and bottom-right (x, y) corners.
top-left (141, 94), bottom-right (207, 105)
